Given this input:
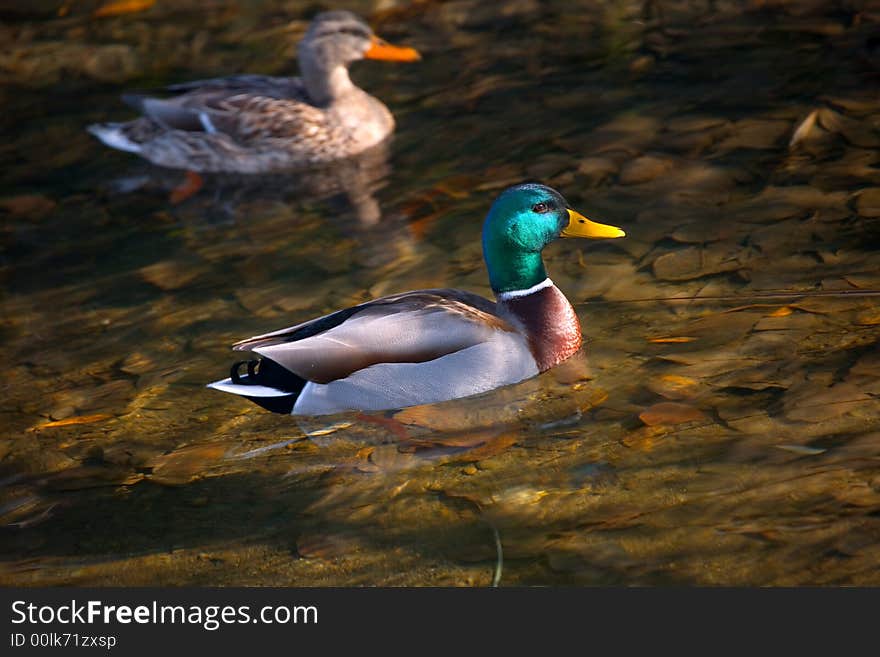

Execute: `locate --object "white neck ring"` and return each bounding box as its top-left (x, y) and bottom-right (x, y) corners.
top-left (496, 278), bottom-right (554, 301)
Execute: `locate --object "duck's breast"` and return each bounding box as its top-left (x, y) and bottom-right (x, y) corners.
top-left (498, 283), bottom-right (582, 372)
top-left (328, 90), bottom-right (395, 152)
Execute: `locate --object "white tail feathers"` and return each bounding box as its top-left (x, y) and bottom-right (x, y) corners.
top-left (207, 378), bottom-right (291, 398)
top-left (87, 123), bottom-right (142, 154)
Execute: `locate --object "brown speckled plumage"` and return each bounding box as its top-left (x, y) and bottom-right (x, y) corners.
top-left (87, 11), bottom-right (416, 173)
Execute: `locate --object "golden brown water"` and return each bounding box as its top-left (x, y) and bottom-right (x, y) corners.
top-left (2, 0), bottom-right (880, 585)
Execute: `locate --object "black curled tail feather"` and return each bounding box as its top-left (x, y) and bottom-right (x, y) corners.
top-left (229, 357), bottom-right (306, 415)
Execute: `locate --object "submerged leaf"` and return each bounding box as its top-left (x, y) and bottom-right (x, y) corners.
top-left (775, 444), bottom-right (827, 456)
top-left (33, 414), bottom-right (112, 430)
top-left (94, 0), bottom-right (155, 18)
top-left (147, 444), bottom-right (229, 485)
top-left (646, 374), bottom-right (701, 400)
top-left (639, 402), bottom-right (706, 426)
top-left (789, 109), bottom-right (819, 148)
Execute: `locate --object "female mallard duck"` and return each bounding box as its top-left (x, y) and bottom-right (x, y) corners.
top-left (208, 183), bottom-right (625, 415)
top-left (87, 11), bottom-right (420, 173)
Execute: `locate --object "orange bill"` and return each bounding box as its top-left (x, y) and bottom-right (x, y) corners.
top-left (364, 36), bottom-right (421, 62)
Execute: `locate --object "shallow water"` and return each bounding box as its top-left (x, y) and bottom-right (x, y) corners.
top-left (2, 0), bottom-right (880, 585)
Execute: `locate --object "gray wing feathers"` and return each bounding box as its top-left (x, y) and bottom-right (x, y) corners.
top-left (233, 290), bottom-right (520, 385)
top-left (233, 290), bottom-right (501, 350)
top-left (137, 97), bottom-right (207, 131)
top-left (254, 304), bottom-right (504, 384)
top-left (122, 75), bottom-right (318, 143)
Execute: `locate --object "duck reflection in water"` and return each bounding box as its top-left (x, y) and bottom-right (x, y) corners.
top-left (109, 140), bottom-right (391, 226)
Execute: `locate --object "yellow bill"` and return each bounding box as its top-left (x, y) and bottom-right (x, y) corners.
top-left (561, 208), bottom-right (625, 239)
top-left (364, 36), bottom-right (421, 62)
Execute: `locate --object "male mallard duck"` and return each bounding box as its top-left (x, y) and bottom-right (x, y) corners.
top-left (208, 183), bottom-right (625, 415)
top-left (87, 11), bottom-right (420, 173)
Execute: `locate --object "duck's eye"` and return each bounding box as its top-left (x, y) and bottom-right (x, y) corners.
top-left (532, 202), bottom-right (551, 213)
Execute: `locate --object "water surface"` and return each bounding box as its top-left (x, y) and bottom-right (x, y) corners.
top-left (2, 0), bottom-right (880, 585)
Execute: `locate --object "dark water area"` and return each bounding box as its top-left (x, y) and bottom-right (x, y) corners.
top-left (1, 0), bottom-right (880, 585)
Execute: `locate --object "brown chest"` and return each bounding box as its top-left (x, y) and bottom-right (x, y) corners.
top-left (498, 285), bottom-right (582, 372)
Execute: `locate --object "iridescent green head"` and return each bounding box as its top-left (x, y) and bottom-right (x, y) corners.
top-left (481, 183), bottom-right (625, 294)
